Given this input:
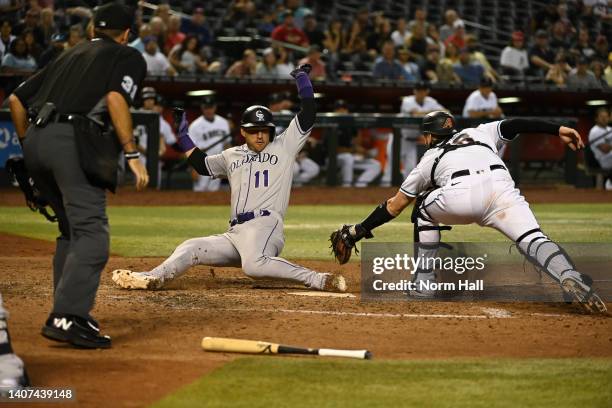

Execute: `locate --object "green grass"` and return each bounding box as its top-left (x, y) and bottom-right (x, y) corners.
top-left (0, 204), bottom-right (611, 258)
top-left (151, 358), bottom-right (612, 408)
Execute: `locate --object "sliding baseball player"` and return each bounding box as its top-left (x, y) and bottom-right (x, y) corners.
top-left (112, 64), bottom-right (346, 292)
top-left (331, 111), bottom-right (607, 314)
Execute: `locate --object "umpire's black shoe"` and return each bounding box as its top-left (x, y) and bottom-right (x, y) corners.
top-left (41, 314), bottom-right (111, 349)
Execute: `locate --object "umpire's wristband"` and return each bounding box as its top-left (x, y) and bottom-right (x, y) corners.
top-left (124, 151), bottom-right (140, 160)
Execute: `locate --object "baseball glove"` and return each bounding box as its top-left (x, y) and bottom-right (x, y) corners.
top-left (5, 157), bottom-right (57, 223)
top-left (330, 224), bottom-right (373, 264)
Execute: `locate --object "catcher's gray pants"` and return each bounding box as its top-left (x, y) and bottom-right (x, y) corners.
top-left (22, 123), bottom-right (109, 318)
top-left (149, 212), bottom-right (327, 289)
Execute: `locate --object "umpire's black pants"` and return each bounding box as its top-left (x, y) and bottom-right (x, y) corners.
top-left (22, 123), bottom-right (109, 318)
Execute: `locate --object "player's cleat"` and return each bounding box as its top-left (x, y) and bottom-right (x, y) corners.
top-left (41, 314), bottom-right (111, 349)
top-left (407, 271), bottom-right (436, 299)
top-left (112, 269), bottom-right (164, 290)
top-left (0, 354), bottom-right (30, 396)
top-left (560, 274), bottom-right (607, 314)
top-left (321, 273), bottom-right (347, 292)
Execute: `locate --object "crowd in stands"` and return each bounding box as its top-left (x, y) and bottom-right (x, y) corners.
top-left (1, 0), bottom-right (610, 89)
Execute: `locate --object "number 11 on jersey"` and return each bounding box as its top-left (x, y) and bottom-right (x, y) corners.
top-left (254, 170), bottom-right (269, 188)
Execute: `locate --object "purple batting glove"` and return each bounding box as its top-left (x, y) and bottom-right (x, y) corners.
top-left (173, 108), bottom-right (196, 152)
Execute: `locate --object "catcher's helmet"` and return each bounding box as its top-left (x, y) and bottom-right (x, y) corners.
top-left (421, 111), bottom-right (457, 137)
top-left (241, 105), bottom-right (276, 141)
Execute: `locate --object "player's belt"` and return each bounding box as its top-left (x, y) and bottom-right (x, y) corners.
top-left (450, 164), bottom-right (507, 180)
top-left (230, 210), bottom-right (271, 227)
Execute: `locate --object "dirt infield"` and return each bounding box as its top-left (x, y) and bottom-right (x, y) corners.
top-left (1, 233), bottom-right (611, 407)
top-left (1, 186), bottom-right (611, 207)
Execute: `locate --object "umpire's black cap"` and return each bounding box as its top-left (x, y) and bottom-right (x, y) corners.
top-left (422, 111), bottom-right (457, 137)
top-left (94, 3), bottom-right (133, 30)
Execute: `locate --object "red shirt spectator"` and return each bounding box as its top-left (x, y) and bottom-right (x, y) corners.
top-left (165, 15), bottom-right (185, 54)
top-left (444, 20), bottom-right (466, 50)
top-left (271, 11), bottom-right (309, 47)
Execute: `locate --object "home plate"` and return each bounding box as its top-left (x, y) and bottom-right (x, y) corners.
top-left (288, 291), bottom-right (356, 298)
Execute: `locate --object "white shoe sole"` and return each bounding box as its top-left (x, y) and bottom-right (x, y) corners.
top-left (561, 277), bottom-right (607, 314)
top-left (111, 269), bottom-right (163, 290)
top-left (407, 290), bottom-right (435, 299)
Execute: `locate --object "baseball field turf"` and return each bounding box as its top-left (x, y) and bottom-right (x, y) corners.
top-left (1, 202), bottom-right (611, 407)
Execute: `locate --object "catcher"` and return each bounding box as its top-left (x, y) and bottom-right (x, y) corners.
top-left (112, 64), bottom-right (346, 292)
top-left (331, 111), bottom-right (607, 314)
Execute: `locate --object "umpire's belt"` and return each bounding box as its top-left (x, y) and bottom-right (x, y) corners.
top-left (451, 164), bottom-right (507, 180)
top-left (230, 209), bottom-right (271, 227)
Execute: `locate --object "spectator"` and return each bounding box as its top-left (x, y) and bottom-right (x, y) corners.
top-left (391, 17), bottom-right (410, 47)
top-left (323, 19), bottom-right (345, 54)
top-left (555, 3), bottom-right (576, 37)
top-left (372, 40), bottom-right (405, 80)
top-left (169, 35), bottom-right (208, 74)
top-left (0, 20), bottom-right (15, 60)
top-left (453, 47), bottom-right (484, 85)
top-left (14, 8), bottom-right (45, 48)
top-left (226, 48), bottom-right (257, 77)
top-left (181, 7), bottom-right (213, 47)
top-left (593, 35), bottom-right (609, 63)
top-left (444, 20), bottom-right (466, 50)
top-left (550, 21), bottom-right (570, 51)
top-left (164, 14), bottom-right (185, 55)
top-left (22, 29), bottom-right (42, 61)
top-left (65, 24), bottom-right (84, 49)
top-left (257, 7), bottom-right (277, 36)
top-left (366, 15), bottom-right (392, 53)
top-left (40, 7), bottom-right (56, 46)
top-left (462, 77), bottom-right (503, 119)
top-left (529, 29), bottom-right (555, 77)
top-left (346, 8), bottom-right (372, 52)
top-left (142, 36), bottom-right (176, 76)
top-left (255, 47), bottom-right (281, 77)
top-left (129, 24), bottom-right (151, 53)
top-left (440, 42), bottom-right (460, 65)
top-left (500, 31), bottom-right (529, 78)
top-left (299, 44), bottom-right (326, 80)
top-left (591, 60), bottom-right (608, 88)
top-left (397, 47), bottom-right (420, 81)
top-left (154, 3), bottom-right (171, 27)
top-left (408, 7), bottom-right (429, 32)
top-left (588, 107), bottom-right (612, 189)
top-left (303, 14), bottom-right (324, 49)
top-left (546, 51), bottom-right (571, 87)
top-left (225, 0), bottom-right (257, 33)
top-left (605, 52), bottom-right (612, 86)
top-left (271, 10), bottom-right (309, 47)
top-left (285, 0), bottom-right (313, 29)
top-left (466, 35), bottom-right (498, 82)
top-left (0, 36), bottom-right (37, 74)
top-left (37, 32), bottom-right (66, 69)
top-left (422, 45), bottom-right (441, 82)
top-left (275, 46), bottom-right (294, 78)
top-left (572, 28), bottom-right (596, 60)
top-left (439, 9), bottom-right (462, 41)
top-left (426, 24), bottom-right (445, 59)
top-left (437, 43), bottom-right (461, 84)
top-left (149, 16), bottom-right (167, 51)
top-left (334, 99), bottom-right (381, 187)
top-left (349, 36), bottom-right (375, 71)
top-left (567, 57), bottom-right (601, 88)
top-left (405, 24), bottom-right (428, 64)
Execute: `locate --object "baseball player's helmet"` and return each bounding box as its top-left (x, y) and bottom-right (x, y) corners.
top-left (241, 105), bottom-right (276, 141)
top-left (421, 111), bottom-right (457, 137)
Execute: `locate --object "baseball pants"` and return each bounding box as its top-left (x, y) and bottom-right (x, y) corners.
top-left (337, 152), bottom-right (381, 187)
top-left (22, 123), bottom-right (109, 318)
top-left (147, 212), bottom-right (327, 289)
top-left (293, 157), bottom-right (320, 184)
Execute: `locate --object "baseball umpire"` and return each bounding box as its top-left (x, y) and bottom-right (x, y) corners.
top-left (331, 112), bottom-right (607, 314)
top-left (7, 3), bottom-right (149, 348)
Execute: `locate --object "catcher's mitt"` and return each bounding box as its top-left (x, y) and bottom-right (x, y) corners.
top-left (5, 157), bottom-right (57, 223)
top-left (330, 224), bottom-right (373, 264)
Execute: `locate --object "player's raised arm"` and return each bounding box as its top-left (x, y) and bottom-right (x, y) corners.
top-left (498, 118), bottom-right (585, 151)
top-left (290, 63), bottom-right (316, 136)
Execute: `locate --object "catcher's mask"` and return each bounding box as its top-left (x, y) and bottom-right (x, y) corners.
top-left (421, 111), bottom-right (457, 147)
top-left (241, 105), bottom-right (276, 141)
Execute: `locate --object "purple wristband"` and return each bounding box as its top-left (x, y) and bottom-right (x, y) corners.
top-left (295, 72), bottom-right (314, 99)
top-left (177, 114), bottom-right (196, 152)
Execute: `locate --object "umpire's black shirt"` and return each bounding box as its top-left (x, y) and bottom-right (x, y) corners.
top-left (14, 35), bottom-right (146, 115)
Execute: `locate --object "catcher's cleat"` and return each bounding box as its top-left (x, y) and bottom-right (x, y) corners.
top-left (0, 354), bottom-right (30, 396)
top-left (321, 273), bottom-right (347, 292)
top-left (407, 271), bottom-right (436, 299)
top-left (112, 269), bottom-right (164, 290)
top-left (560, 274), bottom-right (607, 314)
top-left (41, 314), bottom-right (111, 349)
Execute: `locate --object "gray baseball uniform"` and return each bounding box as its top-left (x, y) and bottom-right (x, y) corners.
top-left (146, 115), bottom-right (329, 289)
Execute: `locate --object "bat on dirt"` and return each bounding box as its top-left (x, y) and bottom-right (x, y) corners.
top-left (201, 337), bottom-right (372, 360)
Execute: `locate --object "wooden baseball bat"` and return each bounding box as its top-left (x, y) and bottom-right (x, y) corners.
top-left (201, 337), bottom-right (372, 360)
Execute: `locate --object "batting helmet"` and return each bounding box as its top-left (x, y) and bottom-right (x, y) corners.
top-left (241, 105), bottom-right (276, 141)
top-left (421, 111), bottom-right (457, 137)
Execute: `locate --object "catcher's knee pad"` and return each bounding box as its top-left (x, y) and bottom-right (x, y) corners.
top-left (516, 228), bottom-right (576, 283)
